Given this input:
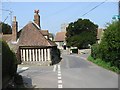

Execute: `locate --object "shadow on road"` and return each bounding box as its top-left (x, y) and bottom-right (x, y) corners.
top-left (22, 76), bottom-right (33, 88)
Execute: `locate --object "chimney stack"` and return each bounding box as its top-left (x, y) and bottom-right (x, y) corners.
top-left (12, 16), bottom-right (18, 42)
top-left (34, 10), bottom-right (40, 28)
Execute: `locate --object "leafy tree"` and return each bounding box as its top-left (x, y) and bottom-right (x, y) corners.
top-left (0, 22), bottom-right (12, 34)
top-left (66, 19), bottom-right (98, 49)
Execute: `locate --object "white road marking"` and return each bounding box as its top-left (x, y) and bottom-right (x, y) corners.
top-left (57, 64), bottom-right (63, 88)
top-left (58, 80), bottom-right (62, 83)
top-left (58, 73), bottom-right (61, 76)
top-left (58, 65), bottom-right (60, 69)
top-left (58, 77), bottom-right (62, 79)
top-left (58, 71), bottom-right (61, 74)
top-left (58, 84), bottom-right (63, 88)
top-left (53, 65), bottom-right (57, 72)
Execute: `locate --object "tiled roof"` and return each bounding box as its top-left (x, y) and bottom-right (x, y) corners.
top-left (2, 34), bottom-right (12, 42)
top-left (18, 22), bottom-right (56, 47)
top-left (41, 30), bottom-right (49, 36)
top-left (47, 39), bottom-right (57, 46)
top-left (55, 32), bottom-right (66, 42)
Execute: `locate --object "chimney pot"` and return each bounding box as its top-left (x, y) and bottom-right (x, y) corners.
top-left (34, 9), bottom-right (40, 27)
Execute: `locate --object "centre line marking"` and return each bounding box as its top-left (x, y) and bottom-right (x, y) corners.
top-left (58, 77), bottom-right (62, 79)
top-left (58, 80), bottom-right (62, 83)
top-left (58, 84), bottom-right (63, 88)
top-left (57, 64), bottom-right (63, 88)
top-left (58, 71), bottom-right (61, 74)
top-left (58, 73), bottom-right (61, 76)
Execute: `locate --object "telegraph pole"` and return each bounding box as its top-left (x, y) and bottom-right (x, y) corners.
top-left (118, 0), bottom-right (120, 21)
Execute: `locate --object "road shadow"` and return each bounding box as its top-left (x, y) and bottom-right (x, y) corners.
top-left (50, 48), bottom-right (62, 65)
top-left (22, 76), bottom-right (33, 88)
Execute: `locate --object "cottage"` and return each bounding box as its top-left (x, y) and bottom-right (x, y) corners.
top-left (2, 10), bottom-right (57, 65)
top-left (54, 32), bottom-right (66, 50)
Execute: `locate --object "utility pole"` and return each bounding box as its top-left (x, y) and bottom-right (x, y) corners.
top-left (118, 0), bottom-right (120, 21)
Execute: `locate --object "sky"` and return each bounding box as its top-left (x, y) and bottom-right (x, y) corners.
top-left (1, 0), bottom-right (119, 34)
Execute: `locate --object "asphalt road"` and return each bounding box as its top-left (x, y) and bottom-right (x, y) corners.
top-left (61, 53), bottom-right (118, 88)
top-left (19, 50), bottom-right (118, 88)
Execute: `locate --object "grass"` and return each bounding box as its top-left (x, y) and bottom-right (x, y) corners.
top-left (87, 55), bottom-right (120, 74)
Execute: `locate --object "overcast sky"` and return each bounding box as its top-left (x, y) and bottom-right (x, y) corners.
top-left (2, 1), bottom-right (118, 34)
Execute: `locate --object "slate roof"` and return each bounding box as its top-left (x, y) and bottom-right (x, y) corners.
top-left (55, 32), bottom-right (66, 42)
top-left (18, 22), bottom-right (56, 47)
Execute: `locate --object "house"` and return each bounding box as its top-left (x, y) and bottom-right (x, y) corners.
top-left (97, 28), bottom-right (104, 44)
top-left (2, 10), bottom-right (57, 65)
top-left (54, 31), bottom-right (66, 50)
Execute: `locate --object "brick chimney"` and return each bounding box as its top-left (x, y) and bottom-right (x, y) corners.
top-left (34, 10), bottom-right (40, 28)
top-left (12, 16), bottom-right (18, 42)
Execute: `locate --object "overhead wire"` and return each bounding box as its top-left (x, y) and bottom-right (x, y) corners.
top-left (81, 0), bottom-right (108, 17)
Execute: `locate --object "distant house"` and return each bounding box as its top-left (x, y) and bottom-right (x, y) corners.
top-left (2, 10), bottom-right (57, 65)
top-left (97, 28), bottom-right (104, 44)
top-left (54, 32), bottom-right (66, 50)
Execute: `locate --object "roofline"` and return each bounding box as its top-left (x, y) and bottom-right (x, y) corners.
top-left (19, 46), bottom-right (56, 48)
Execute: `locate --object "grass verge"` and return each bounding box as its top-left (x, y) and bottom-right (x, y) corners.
top-left (87, 55), bottom-right (120, 74)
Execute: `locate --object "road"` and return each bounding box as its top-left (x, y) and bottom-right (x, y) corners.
top-left (19, 50), bottom-right (118, 88)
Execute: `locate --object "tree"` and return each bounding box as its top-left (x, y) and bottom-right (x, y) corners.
top-left (0, 22), bottom-right (12, 34)
top-left (66, 18), bottom-right (98, 49)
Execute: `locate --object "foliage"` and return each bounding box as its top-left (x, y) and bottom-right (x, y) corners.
top-left (49, 33), bottom-right (54, 40)
top-left (91, 43), bottom-right (100, 59)
top-left (14, 74), bottom-right (25, 88)
top-left (50, 47), bottom-right (61, 65)
top-left (88, 56), bottom-right (120, 73)
top-left (66, 18), bottom-right (98, 49)
top-left (91, 21), bottom-right (120, 70)
top-left (0, 22), bottom-right (12, 34)
top-left (2, 40), bottom-right (17, 83)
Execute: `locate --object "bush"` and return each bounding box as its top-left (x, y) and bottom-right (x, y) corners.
top-left (91, 21), bottom-right (120, 70)
top-left (2, 40), bottom-right (18, 88)
top-left (91, 43), bottom-right (100, 59)
top-left (50, 47), bottom-right (61, 65)
top-left (14, 74), bottom-right (24, 85)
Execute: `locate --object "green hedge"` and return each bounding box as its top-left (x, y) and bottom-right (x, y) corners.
top-left (91, 21), bottom-right (120, 70)
top-left (2, 40), bottom-right (18, 87)
top-left (50, 47), bottom-right (61, 65)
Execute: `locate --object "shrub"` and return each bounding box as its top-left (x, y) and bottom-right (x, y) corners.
top-left (2, 40), bottom-right (18, 88)
top-left (91, 21), bottom-right (120, 70)
top-left (50, 47), bottom-right (61, 65)
top-left (91, 43), bottom-right (100, 59)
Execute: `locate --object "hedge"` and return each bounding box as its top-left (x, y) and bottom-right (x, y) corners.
top-left (1, 40), bottom-right (18, 88)
top-left (91, 21), bottom-right (120, 70)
